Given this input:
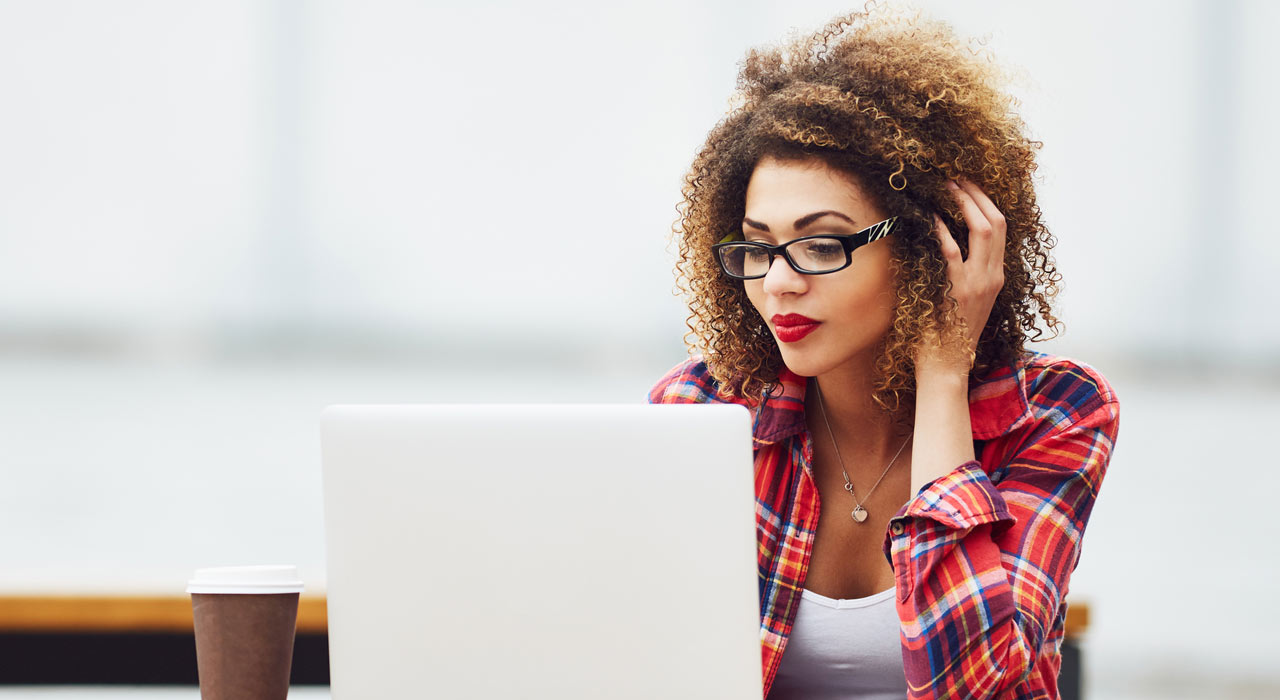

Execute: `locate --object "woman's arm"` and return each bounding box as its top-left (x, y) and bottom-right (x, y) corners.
top-left (910, 363), bottom-right (977, 496)
top-left (911, 176), bottom-right (1008, 495)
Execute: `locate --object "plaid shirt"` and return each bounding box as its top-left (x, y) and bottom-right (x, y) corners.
top-left (648, 350), bottom-right (1120, 699)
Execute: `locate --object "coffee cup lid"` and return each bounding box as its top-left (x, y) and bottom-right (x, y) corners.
top-left (186, 565), bottom-right (305, 594)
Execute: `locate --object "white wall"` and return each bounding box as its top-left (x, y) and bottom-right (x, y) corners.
top-left (3, 0), bottom-right (1274, 362)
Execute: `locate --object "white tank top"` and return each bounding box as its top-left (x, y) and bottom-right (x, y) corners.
top-left (767, 586), bottom-right (908, 700)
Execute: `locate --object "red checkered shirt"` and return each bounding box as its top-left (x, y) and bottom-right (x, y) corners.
top-left (648, 349), bottom-right (1120, 699)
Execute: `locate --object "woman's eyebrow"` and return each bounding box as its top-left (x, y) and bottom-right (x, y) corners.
top-left (742, 210), bottom-right (858, 232)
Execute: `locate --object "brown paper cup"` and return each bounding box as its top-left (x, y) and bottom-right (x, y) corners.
top-left (188, 565), bottom-right (305, 700)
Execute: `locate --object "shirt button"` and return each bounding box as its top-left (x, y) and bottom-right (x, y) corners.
top-left (890, 521), bottom-right (905, 536)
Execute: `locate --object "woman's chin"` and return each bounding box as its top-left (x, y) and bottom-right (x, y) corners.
top-left (776, 348), bottom-right (829, 378)
top-left (778, 342), bottom-right (879, 379)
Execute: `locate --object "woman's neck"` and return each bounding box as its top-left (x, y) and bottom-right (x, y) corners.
top-left (804, 354), bottom-right (912, 466)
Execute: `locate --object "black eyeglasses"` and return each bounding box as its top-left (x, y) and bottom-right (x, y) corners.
top-left (711, 216), bottom-right (899, 280)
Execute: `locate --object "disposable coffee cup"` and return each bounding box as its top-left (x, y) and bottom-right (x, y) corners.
top-left (187, 565), bottom-right (305, 700)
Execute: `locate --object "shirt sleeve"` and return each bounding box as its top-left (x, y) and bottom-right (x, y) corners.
top-left (647, 356), bottom-right (718, 404)
top-left (882, 369), bottom-right (1121, 699)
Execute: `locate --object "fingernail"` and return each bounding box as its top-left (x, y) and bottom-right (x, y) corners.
top-left (947, 180), bottom-right (959, 190)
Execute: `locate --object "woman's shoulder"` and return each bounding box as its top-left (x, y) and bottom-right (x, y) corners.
top-left (647, 355), bottom-right (750, 406)
top-left (1017, 349), bottom-right (1121, 428)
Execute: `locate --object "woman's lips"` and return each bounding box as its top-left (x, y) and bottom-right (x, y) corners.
top-left (772, 314), bottom-right (821, 343)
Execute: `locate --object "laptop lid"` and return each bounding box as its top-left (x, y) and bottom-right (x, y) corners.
top-left (320, 403), bottom-right (763, 699)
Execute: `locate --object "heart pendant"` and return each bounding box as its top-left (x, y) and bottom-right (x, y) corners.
top-left (851, 506), bottom-right (868, 523)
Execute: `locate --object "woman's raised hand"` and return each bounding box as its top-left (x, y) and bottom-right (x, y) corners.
top-left (916, 177), bottom-right (1007, 374)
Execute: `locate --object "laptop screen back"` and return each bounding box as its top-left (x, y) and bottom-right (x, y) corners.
top-left (320, 403), bottom-right (763, 699)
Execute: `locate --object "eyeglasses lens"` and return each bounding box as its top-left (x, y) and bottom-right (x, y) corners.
top-left (719, 238), bottom-right (846, 278)
top-left (719, 246), bottom-right (769, 278)
top-left (789, 238), bottom-right (845, 272)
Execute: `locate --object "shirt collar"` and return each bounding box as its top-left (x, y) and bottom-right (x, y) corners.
top-left (750, 353), bottom-right (1035, 446)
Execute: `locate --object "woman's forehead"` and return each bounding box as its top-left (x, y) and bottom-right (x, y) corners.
top-left (743, 159), bottom-right (883, 229)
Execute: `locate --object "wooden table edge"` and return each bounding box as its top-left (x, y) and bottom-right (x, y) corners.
top-left (0, 594), bottom-right (328, 634)
top-left (0, 594), bottom-right (1088, 638)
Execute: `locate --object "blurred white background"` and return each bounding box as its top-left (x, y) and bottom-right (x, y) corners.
top-left (0, 0), bottom-right (1277, 698)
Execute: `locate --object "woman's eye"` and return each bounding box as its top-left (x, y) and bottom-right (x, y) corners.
top-left (806, 242), bottom-right (842, 258)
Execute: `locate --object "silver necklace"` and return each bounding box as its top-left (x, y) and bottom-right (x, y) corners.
top-left (813, 380), bottom-right (912, 523)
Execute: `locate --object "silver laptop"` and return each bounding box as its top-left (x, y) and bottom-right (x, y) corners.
top-left (320, 403), bottom-right (763, 699)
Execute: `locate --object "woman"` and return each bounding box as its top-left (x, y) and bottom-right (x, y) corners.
top-left (648, 7), bottom-right (1121, 700)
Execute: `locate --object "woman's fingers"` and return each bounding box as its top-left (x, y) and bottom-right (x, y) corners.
top-left (954, 177), bottom-right (1007, 271)
top-left (933, 213), bottom-right (962, 264)
top-left (938, 178), bottom-right (1007, 353)
top-left (946, 179), bottom-right (989, 268)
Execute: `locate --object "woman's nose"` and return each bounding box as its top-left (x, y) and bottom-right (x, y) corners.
top-left (760, 254), bottom-right (806, 296)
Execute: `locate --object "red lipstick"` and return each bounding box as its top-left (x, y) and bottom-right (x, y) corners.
top-left (771, 314), bottom-right (821, 343)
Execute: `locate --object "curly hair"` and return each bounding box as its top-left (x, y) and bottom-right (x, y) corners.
top-left (671, 2), bottom-right (1062, 424)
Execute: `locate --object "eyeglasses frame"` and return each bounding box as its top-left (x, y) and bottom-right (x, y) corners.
top-left (711, 216), bottom-right (900, 280)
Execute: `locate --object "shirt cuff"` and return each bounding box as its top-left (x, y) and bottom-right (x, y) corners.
top-left (890, 460), bottom-right (1016, 533)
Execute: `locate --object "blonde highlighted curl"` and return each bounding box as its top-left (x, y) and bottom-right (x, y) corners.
top-left (670, 3), bottom-right (1063, 423)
